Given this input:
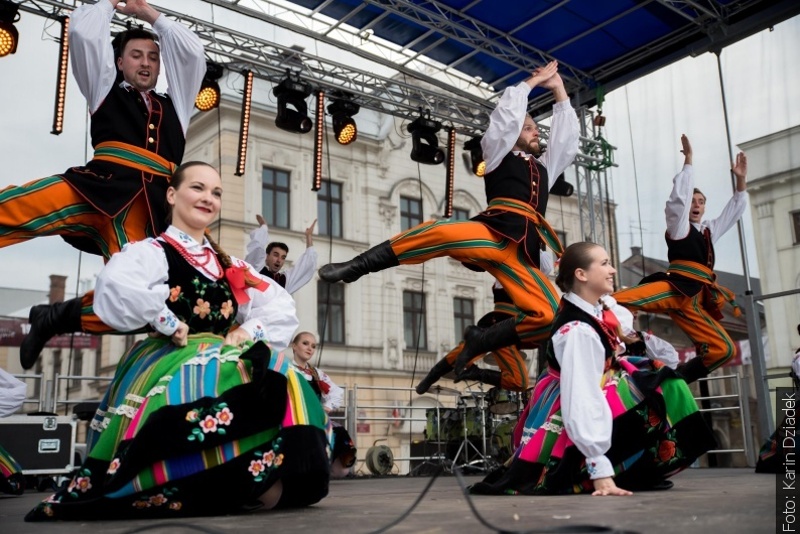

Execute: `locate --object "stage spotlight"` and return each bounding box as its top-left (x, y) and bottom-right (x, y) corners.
top-left (273, 74), bottom-right (313, 134)
top-left (444, 128), bottom-right (456, 219)
top-left (463, 136), bottom-right (485, 177)
top-left (327, 95), bottom-right (359, 145)
top-left (195, 62), bottom-right (223, 112)
top-left (0, 0), bottom-right (20, 58)
top-left (407, 111), bottom-right (444, 165)
top-left (313, 90), bottom-right (324, 191)
top-left (550, 173), bottom-right (575, 197)
top-left (51, 16), bottom-right (69, 135)
top-left (234, 70), bottom-right (254, 177)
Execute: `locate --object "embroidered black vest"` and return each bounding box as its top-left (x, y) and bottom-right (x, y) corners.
top-left (160, 240), bottom-right (238, 336)
top-left (472, 153), bottom-right (550, 267)
top-left (545, 299), bottom-right (615, 372)
top-left (259, 268), bottom-right (287, 288)
top-left (666, 225), bottom-right (715, 269)
top-left (61, 84), bottom-right (185, 254)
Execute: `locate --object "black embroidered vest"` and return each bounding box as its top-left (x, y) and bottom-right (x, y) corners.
top-left (160, 240), bottom-right (238, 336)
top-left (61, 84), bottom-right (185, 255)
top-left (471, 153), bottom-right (551, 267)
top-left (666, 225), bottom-right (715, 269)
top-left (545, 299), bottom-right (615, 372)
top-left (259, 268), bottom-right (287, 288)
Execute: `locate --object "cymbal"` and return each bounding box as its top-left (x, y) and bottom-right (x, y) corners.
top-left (427, 385), bottom-right (461, 396)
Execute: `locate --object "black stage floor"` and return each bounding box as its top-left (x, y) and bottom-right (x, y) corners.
top-left (0, 468), bottom-right (776, 533)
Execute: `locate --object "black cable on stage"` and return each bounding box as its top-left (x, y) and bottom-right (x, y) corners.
top-left (366, 464), bottom-right (443, 534)
top-left (452, 468), bottom-right (641, 534)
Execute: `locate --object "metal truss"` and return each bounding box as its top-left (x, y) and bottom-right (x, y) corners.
top-left (573, 108), bottom-right (612, 250)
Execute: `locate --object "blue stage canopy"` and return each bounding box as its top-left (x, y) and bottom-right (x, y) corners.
top-left (284, 0), bottom-right (800, 114)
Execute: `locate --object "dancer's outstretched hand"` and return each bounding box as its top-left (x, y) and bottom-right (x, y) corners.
top-left (592, 477), bottom-right (633, 497)
top-left (680, 134), bottom-right (692, 165)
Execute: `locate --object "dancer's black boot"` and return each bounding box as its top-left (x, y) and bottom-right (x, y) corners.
top-left (675, 356), bottom-right (710, 384)
top-left (453, 317), bottom-right (519, 376)
top-left (318, 241), bottom-right (399, 283)
top-left (20, 298), bottom-right (83, 370)
top-left (415, 358), bottom-right (455, 395)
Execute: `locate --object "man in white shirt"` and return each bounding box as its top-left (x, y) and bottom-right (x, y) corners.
top-left (245, 215), bottom-right (318, 295)
top-left (614, 134), bottom-right (748, 382)
top-left (13, 0), bottom-right (205, 369)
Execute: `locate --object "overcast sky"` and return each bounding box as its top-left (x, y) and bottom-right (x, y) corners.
top-left (0, 9), bottom-right (798, 294)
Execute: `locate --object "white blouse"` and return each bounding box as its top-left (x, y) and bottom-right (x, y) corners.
top-left (554, 293), bottom-right (618, 480)
top-left (70, 0), bottom-right (206, 133)
top-left (244, 224), bottom-right (318, 295)
top-left (94, 226), bottom-right (299, 353)
top-left (481, 80), bottom-right (579, 180)
top-left (665, 164), bottom-right (747, 244)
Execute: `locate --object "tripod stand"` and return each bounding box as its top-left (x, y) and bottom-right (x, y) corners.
top-left (450, 388), bottom-right (497, 473)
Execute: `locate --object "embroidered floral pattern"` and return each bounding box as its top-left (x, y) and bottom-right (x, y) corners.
top-left (107, 458), bottom-right (121, 475)
top-left (249, 438), bottom-right (284, 482)
top-left (169, 286), bottom-right (182, 302)
top-left (186, 402), bottom-right (231, 442)
top-left (193, 299), bottom-right (211, 319)
top-left (220, 300), bottom-right (234, 319)
top-left (251, 323), bottom-right (266, 342)
top-left (66, 468), bottom-right (93, 498)
top-left (132, 487), bottom-right (179, 510)
top-left (657, 440), bottom-right (677, 462)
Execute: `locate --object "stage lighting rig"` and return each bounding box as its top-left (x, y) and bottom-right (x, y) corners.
top-left (195, 62), bottom-right (223, 112)
top-left (0, 0), bottom-right (20, 58)
top-left (327, 94), bottom-right (360, 146)
top-left (407, 111), bottom-right (444, 165)
top-left (273, 73), bottom-right (313, 134)
top-left (463, 136), bottom-right (485, 177)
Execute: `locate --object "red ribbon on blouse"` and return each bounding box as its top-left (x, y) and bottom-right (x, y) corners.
top-left (224, 265), bottom-right (270, 305)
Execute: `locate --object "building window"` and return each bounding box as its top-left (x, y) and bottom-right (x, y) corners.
top-left (317, 181), bottom-right (343, 238)
top-left (400, 196), bottom-right (422, 231)
top-left (70, 349), bottom-right (83, 389)
top-left (453, 297), bottom-right (474, 342)
top-left (793, 212), bottom-right (800, 245)
top-left (555, 230), bottom-right (567, 249)
top-left (318, 281), bottom-right (345, 344)
top-left (262, 167), bottom-right (291, 228)
top-left (403, 290), bottom-right (427, 350)
top-left (452, 207), bottom-right (470, 221)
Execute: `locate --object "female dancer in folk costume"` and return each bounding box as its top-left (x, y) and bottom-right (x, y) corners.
top-left (26, 162), bottom-right (334, 521)
top-left (471, 242), bottom-right (715, 496)
top-left (291, 332), bottom-right (357, 476)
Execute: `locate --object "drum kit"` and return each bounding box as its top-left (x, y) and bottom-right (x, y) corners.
top-left (422, 384), bottom-right (528, 472)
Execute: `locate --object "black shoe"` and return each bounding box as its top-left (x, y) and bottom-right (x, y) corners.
top-left (453, 318), bottom-right (519, 376)
top-left (20, 299), bottom-right (83, 370)
top-left (415, 358), bottom-right (455, 394)
top-left (318, 241), bottom-right (399, 283)
top-left (676, 356), bottom-right (711, 384)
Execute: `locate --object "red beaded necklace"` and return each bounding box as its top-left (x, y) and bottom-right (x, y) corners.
top-left (160, 232), bottom-right (222, 280)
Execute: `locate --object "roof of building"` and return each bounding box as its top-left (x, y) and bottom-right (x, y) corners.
top-left (0, 287), bottom-right (48, 318)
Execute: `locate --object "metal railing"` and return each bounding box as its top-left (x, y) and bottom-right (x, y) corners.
top-left (694, 372), bottom-right (754, 465)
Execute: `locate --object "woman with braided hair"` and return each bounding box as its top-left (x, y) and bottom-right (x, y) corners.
top-left (26, 162), bottom-right (335, 521)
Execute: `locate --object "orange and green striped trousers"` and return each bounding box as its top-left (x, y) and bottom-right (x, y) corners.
top-left (613, 281), bottom-right (735, 373)
top-left (0, 175), bottom-right (154, 334)
top-left (390, 219), bottom-right (559, 345)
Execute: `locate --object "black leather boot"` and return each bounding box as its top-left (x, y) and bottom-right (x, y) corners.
top-left (318, 240), bottom-right (399, 283)
top-left (453, 317), bottom-right (520, 376)
top-left (455, 365), bottom-right (502, 387)
top-left (415, 358), bottom-right (454, 395)
top-left (675, 356), bottom-right (711, 384)
top-left (20, 298), bottom-right (83, 370)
